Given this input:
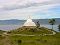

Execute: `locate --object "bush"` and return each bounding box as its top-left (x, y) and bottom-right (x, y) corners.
top-left (36, 39), bottom-right (41, 41)
top-left (0, 35), bottom-right (2, 36)
top-left (29, 28), bottom-right (37, 32)
top-left (7, 32), bottom-right (11, 34)
top-left (43, 40), bottom-right (47, 43)
top-left (17, 40), bottom-right (22, 44)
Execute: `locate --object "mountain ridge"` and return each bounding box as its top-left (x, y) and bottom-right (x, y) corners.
top-left (0, 18), bottom-right (60, 25)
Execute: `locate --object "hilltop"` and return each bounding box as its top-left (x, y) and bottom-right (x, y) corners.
top-left (7, 27), bottom-right (56, 35)
top-left (0, 27), bottom-right (60, 45)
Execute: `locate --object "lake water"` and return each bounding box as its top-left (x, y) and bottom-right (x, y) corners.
top-left (0, 24), bottom-right (59, 32)
top-left (41, 24), bottom-right (58, 32)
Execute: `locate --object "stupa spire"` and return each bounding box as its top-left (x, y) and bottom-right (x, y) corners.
top-left (23, 15), bottom-right (36, 26)
top-left (28, 15), bottom-right (31, 19)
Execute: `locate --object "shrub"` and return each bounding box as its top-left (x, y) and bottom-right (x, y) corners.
top-left (17, 40), bottom-right (22, 44)
top-left (43, 40), bottom-right (47, 43)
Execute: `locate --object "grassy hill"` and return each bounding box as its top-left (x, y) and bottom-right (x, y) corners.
top-left (0, 27), bottom-right (60, 45)
top-left (7, 27), bottom-right (53, 35)
top-left (0, 30), bottom-right (6, 34)
top-left (9, 32), bottom-right (60, 45)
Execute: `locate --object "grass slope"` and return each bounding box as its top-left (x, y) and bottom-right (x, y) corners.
top-left (7, 27), bottom-right (53, 35)
top-left (0, 27), bottom-right (60, 45)
top-left (0, 33), bottom-right (60, 45)
top-left (0, 30), bottom-right (5, 34)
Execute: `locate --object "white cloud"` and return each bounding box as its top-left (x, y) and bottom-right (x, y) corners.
top-left (0, 0), bottom-right (60, 20)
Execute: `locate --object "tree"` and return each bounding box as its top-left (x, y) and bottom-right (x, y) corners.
top-left (58, 24), bottom-right (60, 31)
top-left (36, 21), bottom-right (40, 28)
top-left (49, 19), bottom-right (55, 30)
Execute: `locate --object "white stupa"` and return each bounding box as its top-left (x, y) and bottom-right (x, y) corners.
top-left (23, 16), bottom-right (36, 26)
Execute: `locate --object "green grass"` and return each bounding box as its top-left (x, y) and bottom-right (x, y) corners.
top-left (12, 32), bottom-right (60, 45)
top-left (2, 32), bottom-right (59, 45)
top-left (0, 30), bottom-right (5, 34)
top-left (8, 27), bottom-right (53, 35)
top-left (0, 27), bottom-right (60, 45)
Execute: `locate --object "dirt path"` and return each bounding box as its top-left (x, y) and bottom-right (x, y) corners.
top-left (2, 30), bottom-right (56, 36)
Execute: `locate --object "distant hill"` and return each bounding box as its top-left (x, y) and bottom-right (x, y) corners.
top-left (33, 18), bottom-right (60, 25)
top-left (0, 18), bottom-right (60, 25)
top-left (0, 19), bottom-right (25, 25)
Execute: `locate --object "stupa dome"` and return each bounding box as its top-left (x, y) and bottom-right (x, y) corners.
top-left (23, 19), bottom-right (36, 26)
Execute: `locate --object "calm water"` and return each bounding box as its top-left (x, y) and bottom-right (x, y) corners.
top-left (41, 24), bottom-right (58, 32)
top-left (0, 24), bottom-right (59, 32)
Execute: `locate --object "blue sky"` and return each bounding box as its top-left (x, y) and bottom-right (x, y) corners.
top-left (33, 5), bottom-right (60, 19)
top-left (0, 0), bottom-right (60, 20)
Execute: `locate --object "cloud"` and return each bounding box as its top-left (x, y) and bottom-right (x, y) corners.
top-left (0, 0), bottom-right (60, 11)
top-left (0, 0), bottom-right (53, 11)
top-left (0, 0), bottom-right (60, 20)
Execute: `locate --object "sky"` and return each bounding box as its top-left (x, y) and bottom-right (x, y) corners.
top-left (0, 0), bottom-right (60, 20)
